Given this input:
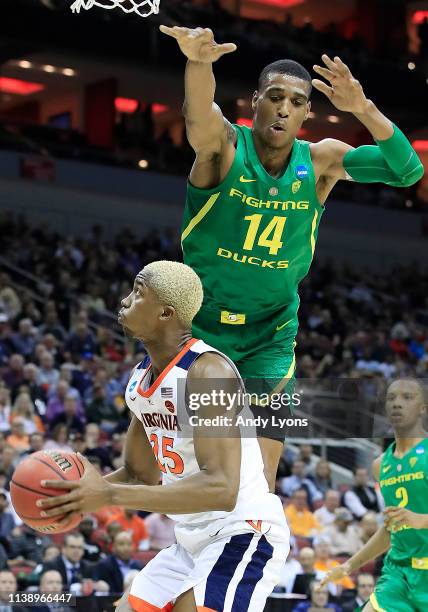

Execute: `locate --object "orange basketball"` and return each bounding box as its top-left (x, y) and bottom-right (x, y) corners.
top-left (10, 450), bottom-right (84, 534)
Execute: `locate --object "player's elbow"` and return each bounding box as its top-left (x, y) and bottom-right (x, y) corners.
top-left (394, 162), bottom-right (425, 187)
top-left (209, 474), bottom-right (239, 511)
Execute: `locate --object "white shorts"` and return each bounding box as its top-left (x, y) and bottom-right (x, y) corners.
top-left (128, 517), bottom-right (290, 612)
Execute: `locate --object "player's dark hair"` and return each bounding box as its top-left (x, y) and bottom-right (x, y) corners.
top-left (258, 60), bottom-right (312, 96)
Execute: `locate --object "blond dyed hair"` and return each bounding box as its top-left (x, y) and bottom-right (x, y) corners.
top-left (143, 261), bottom-right (203, 328)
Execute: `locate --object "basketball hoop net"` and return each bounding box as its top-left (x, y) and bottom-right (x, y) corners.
top-left (71, 0), bottom-right (160, 18)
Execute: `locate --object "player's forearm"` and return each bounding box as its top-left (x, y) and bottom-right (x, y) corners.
top-left (345, 526), bottom-right (390, 572)
top-left (109, 470), bottom-right (237, 514)
top-left (353, 100), bottom-right (393, 140)
top-left (183, 60), bottom-right (216, 122)
top-left (344, 102), bottom-right (424, 186)
top-left (103, 467), bottom-right (132, 484)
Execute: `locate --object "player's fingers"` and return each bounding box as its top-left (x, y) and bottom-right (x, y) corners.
top-left (313, 65), bottom-right (336, 82)
top-left (333, 56), bottom-right (352, 77)
top-left (321, 54), bottom-right (340, 73)
top-left (40, 479), bottom-right (79, 489)
top-left (214, 43), bottom-right (237, 56)
top-left (159, 25), bottom-right (180, 38)
top-left (37, 492), bottom-right (76, 508)
top-left (312, 79), bottom-right (334, 98)
top-left (159, 25), bottom-right (190, 39)
top-left (40, 503), bottom-right (79, 518)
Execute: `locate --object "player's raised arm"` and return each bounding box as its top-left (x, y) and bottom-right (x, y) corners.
top-left (159, 25), bottom-right (237, 188)
top-left (320, 456), bottom-right (390, 587)
top-left (311, 54), bottom-right (424, 187)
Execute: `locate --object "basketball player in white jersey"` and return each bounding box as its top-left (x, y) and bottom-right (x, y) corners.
top-left (38, 261), bottom-right (290, 612)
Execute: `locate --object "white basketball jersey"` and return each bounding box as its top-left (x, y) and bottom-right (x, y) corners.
top-left (125, 338), bottom-right (280, 526)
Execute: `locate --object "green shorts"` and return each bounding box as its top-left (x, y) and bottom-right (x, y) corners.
top-left (367, 555), bottom-right (428, 612)
top-left (192, 306), bottom-right (298, 441)
top-left (192, 305), bottom-right (297, 381)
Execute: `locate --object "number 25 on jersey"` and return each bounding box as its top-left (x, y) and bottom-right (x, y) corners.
top-left (150, 432), bottom-right (184, 475)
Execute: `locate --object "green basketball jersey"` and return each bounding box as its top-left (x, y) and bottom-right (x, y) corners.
top-left (182, 125), bottom-right (324, 323)
top-left (380, 438), bottom-right (428, 563)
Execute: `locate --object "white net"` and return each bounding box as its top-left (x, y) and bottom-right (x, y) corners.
top-left (70, 0), bottom-right (160, 18)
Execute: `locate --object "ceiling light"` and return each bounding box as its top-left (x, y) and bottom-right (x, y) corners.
top-left (18, 60), bottom-right (32, 69)
top-left (0, 77), bottom-right (44, 95)
top-left (43, 65), bottom-right (55, 73)
top-left (115, 97), bottom-right (139, 113)
top-left (327, 115), bottom-right (340, 123)
top-left (62, 68), bottom-right (76, 77)
top-left (138, 160), bottom-right (149, 169)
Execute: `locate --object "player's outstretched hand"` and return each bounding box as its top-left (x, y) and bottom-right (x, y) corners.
top-left (318, 561), bottom-right (352, 588)
top-left (159, 26), bottom-right (237, 63)
top-left (312, 54), bottom-right (369, 114)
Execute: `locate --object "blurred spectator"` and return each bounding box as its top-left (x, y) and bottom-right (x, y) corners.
top-left (10, 393), bottom-right (44, 435)
top-left (78, 516), bottom-right (103, 563)
top-left (309, 459), bottom-right (333, 496)
top-left (276, 443), bottom-right (296, 479)
top-left (85, 384), bottom-right (121, 430)
top-left (6, 419), bottom-right (30, 452)
top-left (46, 382), bottom-right (83, 423)
top-left (43, 424), bottom-right (73, 453)
top-left (313, 538), bottom-right (354, 591)
top-left (0, 276), bottom-right (21, 320)
top-left (144, 514), bottom-right (176, 550)
top-left (280, 461), bottom-right (323, 505)
top-left (0, 569), bottom-right (20, 612)
top-left (297, 444), bottom-right (315, 473)
top-left (343, 468), bottom-right (381, 520)
top-left (0, 389), bottom-right (11, 433)
top-left (0, 492), bottom-right (15, 539)
top-left (342, 572), bottom-right (375, 612)
top-left (284, 489), bottom-right (321, 539)
top-left (359, 511), bottom-right (379, 544)
top-left (31, 544), bottom-right (61, 578)
top-left (49, 396), bottom-right (85, 435)
top-left (2, 355), bottom-right (25, 394)
top-left (314, 490), bottom-right (341, 528)
top-left (323, 508), bottom-right (363, 556)
top-left (33, 570), bottom-right (74, 612)
top-left (93, 531), bottom-right (143, 594)
top-left (21, 432), bottom-right (45, 458)
top-left (293, 579), bottom-right (343, 611)
top-left (106, 509), bottom-right (149, 551)
top-left (70, 433), bottom-right (112, 472)
top-left (42, 533), bottom-right (93, 589)
top-left (37, 353), bottom-right (60, 391)
top-left (65, 324), bottom-right (98, 360)
top-left (0, 446), bottom-right (18, 487)
top-left (11, 319), bottom-right (37, 358)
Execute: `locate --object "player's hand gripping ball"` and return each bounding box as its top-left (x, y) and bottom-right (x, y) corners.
top-left (10, 450), bottom-right (84, 533)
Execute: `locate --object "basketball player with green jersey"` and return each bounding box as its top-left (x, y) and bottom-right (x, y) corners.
top-left (159, 25), bottom-right (424, 490)
top-left (321, 378), bottom-right (428, 612)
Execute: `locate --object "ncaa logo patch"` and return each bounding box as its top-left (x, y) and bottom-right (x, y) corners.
top-left (129, 381), bottom-right (137, 393)
top-left (416, 447), bottom-right (425, 454)
top-left (295, 164), bottom-right (308, 179)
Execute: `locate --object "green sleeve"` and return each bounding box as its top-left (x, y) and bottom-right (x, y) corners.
top-left (343, 124), bottom-right (424, 187)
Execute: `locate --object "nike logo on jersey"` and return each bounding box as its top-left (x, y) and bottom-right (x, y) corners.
top-left (382, 465), bottom-right (392, 473)
top-left (276, 318), bottom-right (293, 331)
top-left (239, 175), bottom-right (257, 183)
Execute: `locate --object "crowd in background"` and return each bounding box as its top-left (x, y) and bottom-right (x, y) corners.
top-left (0, 211), bottom-right (427, 607)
